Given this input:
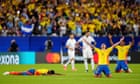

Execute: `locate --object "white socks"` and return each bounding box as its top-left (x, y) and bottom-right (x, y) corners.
top-left (65, 58), bottom-right (94, 71)
top-left (84, 58), bottom-right (94, 71)
top-left (71, 60), bottom-right (75, 69)
top-left (65, 60), bottom-right (70, 66)
top-left (84, 58), bottom-right (88, 70)
top-left (91, 58), bottom-right (94, 70)
top-left (64, 59), bottom-right (75, 69)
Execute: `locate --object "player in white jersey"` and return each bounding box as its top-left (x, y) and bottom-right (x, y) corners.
top-left (77, 31), bottom-right (96, 72)
top-left (64, 34), bottom-right (77, 71)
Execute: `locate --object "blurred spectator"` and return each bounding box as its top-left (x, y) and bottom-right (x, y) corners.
top-left (21, 21), bottom-right (34, 36)
top-left (8, 39), bottom-right (19, 52)
top-left (1, 26), bottom-right (8, 36)
top-left (58, 17), bottom-right (67, 36)
top-left (44, 37), bottom-right (53, 52)
top-left (133, 21), bottom-right (139, 36)
top-left (137, 41), bottom-right (140, 52)
top-left (76, 21), bottom-right (82, 36)
top-left (135, 0), bottom-right (140, 3)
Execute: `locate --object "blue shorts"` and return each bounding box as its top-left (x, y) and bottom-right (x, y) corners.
top-left (20, 69), bottom-right (35, 75)
top-left (94, 65), bottom-right (110, 76)
top-left (27, 69), bottom-right (35, 74)
top-left (115, 60), bottom-right (128, 72)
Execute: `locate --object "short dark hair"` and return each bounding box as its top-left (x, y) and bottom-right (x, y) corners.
top-left (47, 70), bottom-right (55, 74)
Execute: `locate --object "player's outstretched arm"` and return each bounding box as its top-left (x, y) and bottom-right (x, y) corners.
top-left (112, 36), bottom-right (124, 48)
top-left (129, 35), bottom-right (135, 47)
top-left (108, 34), bottom-right (114, 46)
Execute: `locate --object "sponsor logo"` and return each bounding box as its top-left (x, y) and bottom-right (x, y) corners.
top-left (45, 53), bottom-right (60, 63)
top-left (0, 54), bottom-right (19, 64)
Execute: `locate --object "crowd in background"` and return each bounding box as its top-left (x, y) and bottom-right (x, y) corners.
top-left (0, 0), bottom-right (140, 37)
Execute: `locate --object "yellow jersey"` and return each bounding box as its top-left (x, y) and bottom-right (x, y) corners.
top-left (35, 69), bottom-right (48, 75)
top-left (95, 47), bottom-right (113, 65)
top-left (67, 20), bottom-right (76, 30)
top-left (27, 3), bottom-right (35, 12)
top-left (92, 19), bottom-right (102, 31)
top-left (88, 23), bottom-right (95, 33)
top-left (82, 23), bottom-right (88, 32)
top-left (115, 45), bottom-right (131, 60)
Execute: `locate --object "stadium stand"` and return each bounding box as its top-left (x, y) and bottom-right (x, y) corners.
top-left (0, 0), bottom-right (139, 37)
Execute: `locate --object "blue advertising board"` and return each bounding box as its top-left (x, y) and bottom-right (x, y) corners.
top-left (0, 36), bottom-right (140, 52)
top-left (0, 52), bottom-right (35, 64)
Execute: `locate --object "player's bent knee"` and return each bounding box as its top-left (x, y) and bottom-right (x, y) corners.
top-left (106, 74), bottom-right (112, 78)
top-left (115, 70), bottom-right (122, 73)
top-left (94, 74), bottom-right (102, 78)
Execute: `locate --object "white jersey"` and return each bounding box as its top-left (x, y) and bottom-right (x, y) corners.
top-left (66, 38), bottom-right (76, 51)
top-left (78, 36), bottom-right (95, 49)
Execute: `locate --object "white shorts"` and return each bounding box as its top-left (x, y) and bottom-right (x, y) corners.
top-left (68, 50), bottom-right (75, 59)
top-left (83, 48), bottom-right (93, 59)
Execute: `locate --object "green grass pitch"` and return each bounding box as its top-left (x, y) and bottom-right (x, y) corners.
top-left (0, 64), bottom-right (140, 84)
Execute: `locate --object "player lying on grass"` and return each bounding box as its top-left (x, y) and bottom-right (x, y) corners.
top-left (3, 68), bottom-right (62, 76)
top-left (108, 35), bottom-right (134, 73)
top-left (93, 37), bottom-right (124, 78)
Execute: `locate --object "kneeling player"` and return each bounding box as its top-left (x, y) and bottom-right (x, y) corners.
top-left (94, 37), bottom-right (124, 78)
top-left (108, 35), bottom-right (134, 73)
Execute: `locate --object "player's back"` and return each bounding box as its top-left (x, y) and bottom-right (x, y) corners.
top-left (35, 69), bottom-right (48, 75)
